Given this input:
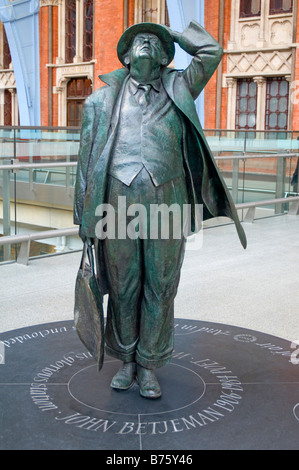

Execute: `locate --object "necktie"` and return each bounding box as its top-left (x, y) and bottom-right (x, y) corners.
top-left (137, 84), bottom-right (151, 107)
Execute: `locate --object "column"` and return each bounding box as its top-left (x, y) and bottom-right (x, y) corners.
top-left (134, 0), bottom-right (143, 23)
top-left (226, 77), bottom-right (237, 129)
top-left (74, 0), bottom-right (83, 62)
top-left (56, 0), bottom-right (65, 64)
top-left (228, 0), bottom-right (238, 50)
top-left (9, 87), bottom-right (18, 125)
top-left (55, 85), bottom-right (65, 126)
top-left (285, 75), bottom-right (293, 130)
top-left (253, 76), bottom-right (267, 132)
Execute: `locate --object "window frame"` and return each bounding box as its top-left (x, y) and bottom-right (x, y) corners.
top-left (235, 78), bottom-right (258, 132)
top-left (239, 0), bottom-right (261, 19)
top-left (265, 77), bottom-right (289, 132)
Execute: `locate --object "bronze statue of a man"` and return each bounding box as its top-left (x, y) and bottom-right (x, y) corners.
top-left (74, 21), bottom-right (246, 399)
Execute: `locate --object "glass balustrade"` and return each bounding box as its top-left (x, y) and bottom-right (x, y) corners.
top-left (0, 127), bottom-right (81, 262)
top-left (0, 127), bottom-right (299, 263)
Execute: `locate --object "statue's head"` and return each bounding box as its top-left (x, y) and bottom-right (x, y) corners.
top-left (117, 23), bottom-right (175, 69)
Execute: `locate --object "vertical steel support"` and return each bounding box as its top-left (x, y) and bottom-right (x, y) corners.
top-left (2, 165), bottom-right (11, 260)
top-left (276, 157), bottom-right (286, 214)
top-left (232, 158), bottom-right (239, 203)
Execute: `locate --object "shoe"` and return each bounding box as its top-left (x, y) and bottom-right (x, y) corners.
top-left (137, 365), bottom-right (161, 399)
top-left (110, 362), bottom-right (136, 390)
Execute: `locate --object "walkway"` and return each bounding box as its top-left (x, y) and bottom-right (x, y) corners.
top-left (1, 214), bottom-right (299, 343)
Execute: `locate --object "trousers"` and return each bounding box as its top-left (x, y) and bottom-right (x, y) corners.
top-left (103, 168), bottom-right (188, 369)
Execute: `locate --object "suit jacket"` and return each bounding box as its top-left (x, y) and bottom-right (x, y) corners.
top-left (74, 21), bottom-right (247, 251)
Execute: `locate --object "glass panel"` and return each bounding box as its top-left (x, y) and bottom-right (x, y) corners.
top-left (248, 97), bottom-right (257, 112)
top-left (269, 0), bottom-right (293, 14)
top-left (249, 82), bottom-right (257, 97)
top-left (280, 80), bottom-right (289, 96)
top-left (239, 115), bottom-right (247, 127)
top-left (269, 97), bottom-right (278, 112)
top-left (252, 0), bottom-right (261, 14)
top-left (240, 0), bottom-right (261, 17)
top-left (270, 81), bottom-right (278, 96)
top-left (248, 113), bottom-right (256, 127)
top-left (278, 113), bottom-right (287, 128)
top-left (239, 82), bottom-right (248, 97)
top-left (0, 127), bottom-right (81, 263)
top-left (239, 98), bottom-right (248, 112)
top-left (206, 130), bottom-right (297, 225)
top-left (279, 97), bottom-right (288, 112)
top-left (269, 114), bottom-right (277, 127)
top-left (1, 127), bottom-right (298, 263)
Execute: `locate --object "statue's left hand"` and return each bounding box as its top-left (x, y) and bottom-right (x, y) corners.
top-left (164, 26), bottom-right (181, 44)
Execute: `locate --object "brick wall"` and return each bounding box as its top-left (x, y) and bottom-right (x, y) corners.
top-left (94, 0), bottom-right (125, 89)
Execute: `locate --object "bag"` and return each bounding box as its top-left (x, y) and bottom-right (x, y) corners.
top-left (74, 242), bottom-right (104, 370)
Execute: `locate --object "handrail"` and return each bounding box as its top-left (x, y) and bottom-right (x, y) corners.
top-left (214, 153), bottom-right (299, 160)
top-left (0, 161), bottom-right (77, 170)
top-left (0, 125), bottom-right (81, 131)
top-left (0, 227), bottom-right (79, 265)
top-left (236, 196), bottom-right (299, 223)
top-left (0, 125), bottom-right (298, 133)
top-left (236, 196), bottom-right (299, 210)
top-left (1, 194), bottom-right (299, 264)
top-left (0, 152), bottom-right (298, 171)
top-left (0, 227), bottom-right (78, 245)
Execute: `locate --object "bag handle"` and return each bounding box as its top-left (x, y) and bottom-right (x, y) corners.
top-left (80, 241), bottom-right (96, 276)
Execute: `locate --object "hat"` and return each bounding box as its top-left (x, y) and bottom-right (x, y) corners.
top-left (117, 22), bottom-right (175, 67)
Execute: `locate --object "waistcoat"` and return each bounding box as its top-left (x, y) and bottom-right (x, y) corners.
top-left (108, 77), bottom-right (185, 187)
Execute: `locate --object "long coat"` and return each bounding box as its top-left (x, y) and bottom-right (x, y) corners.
top-left (74, 21), bottom-right (247, 288)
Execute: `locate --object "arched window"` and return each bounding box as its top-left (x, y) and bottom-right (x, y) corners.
top-left (3, 27), bottom-right (11, 70)
top-left (236, 79), bottom-right (257, 131)
top-left (265, 78), bottom-right (289, 131)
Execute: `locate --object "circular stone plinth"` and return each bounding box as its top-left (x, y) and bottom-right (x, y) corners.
top-left (0, 318), bottom-right (299, 450)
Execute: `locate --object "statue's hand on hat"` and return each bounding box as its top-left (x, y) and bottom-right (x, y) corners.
top-left (163, 26), bottom-right (181, 44)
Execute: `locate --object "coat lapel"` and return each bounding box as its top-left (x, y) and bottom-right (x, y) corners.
top-left (99, 68), bottom-right (129, 89)
top-left (162, 68), bottom-right (202, 133)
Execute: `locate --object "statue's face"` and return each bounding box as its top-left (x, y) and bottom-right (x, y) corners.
top-left (128, 33), bottom-right (166, 67)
